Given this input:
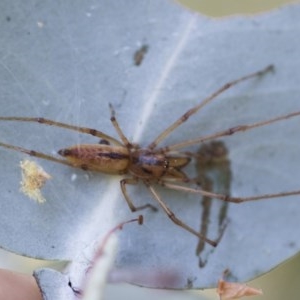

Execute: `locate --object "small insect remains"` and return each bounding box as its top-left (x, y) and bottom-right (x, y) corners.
top-left (1, 65), bottom-right (300, 247)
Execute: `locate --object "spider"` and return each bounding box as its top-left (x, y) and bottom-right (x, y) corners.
top-left (1, 65), bottom-right (300, 247)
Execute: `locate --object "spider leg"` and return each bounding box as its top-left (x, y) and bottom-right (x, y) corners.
top-left (120, 178), bottom-right (157, 211)
top-left (148, 65), bottom-right (274, 149)
top-left (163, 110), bottom-right (300, 151)
top-left (0, 141), bottom-right (85, 169)
top-left (144, 182), bottom-right (219, 246)
top-left (109, 103), bottom-right (132, 148)
top-left (161, 181), bottom-right (300, 203)
top-left (0, 116), bottom-right (122, 146)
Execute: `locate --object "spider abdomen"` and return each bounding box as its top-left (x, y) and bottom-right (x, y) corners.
top-left (58, 144), bottom-right (130, 173)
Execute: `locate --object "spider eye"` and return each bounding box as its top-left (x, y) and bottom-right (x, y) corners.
top-left (99, 139), bottom-right (110, 145)
top-left (58, 149), bottom-right (71, 156)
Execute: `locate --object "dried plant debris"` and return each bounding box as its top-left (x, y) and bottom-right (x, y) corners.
top-left (20, 159), bottom-right (51, 203)
top-left (217, 270), bottom-right (263, 300)
top-left (133, 44), bottom-right (148, 66)
top-left (69, 216), bottom-right (143, 299)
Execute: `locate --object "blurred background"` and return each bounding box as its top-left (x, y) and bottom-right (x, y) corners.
top-left (177, 0), bottom-right (297, 17)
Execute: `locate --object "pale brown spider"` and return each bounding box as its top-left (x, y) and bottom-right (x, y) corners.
top-left (1, 65), bottom-right (300, 246)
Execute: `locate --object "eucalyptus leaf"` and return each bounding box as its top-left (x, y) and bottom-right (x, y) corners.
top-left (0, 0), bottom-right (300, 294)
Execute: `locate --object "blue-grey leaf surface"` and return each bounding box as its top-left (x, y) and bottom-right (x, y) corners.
top-left (0, 0), bottom-right (300, 293)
